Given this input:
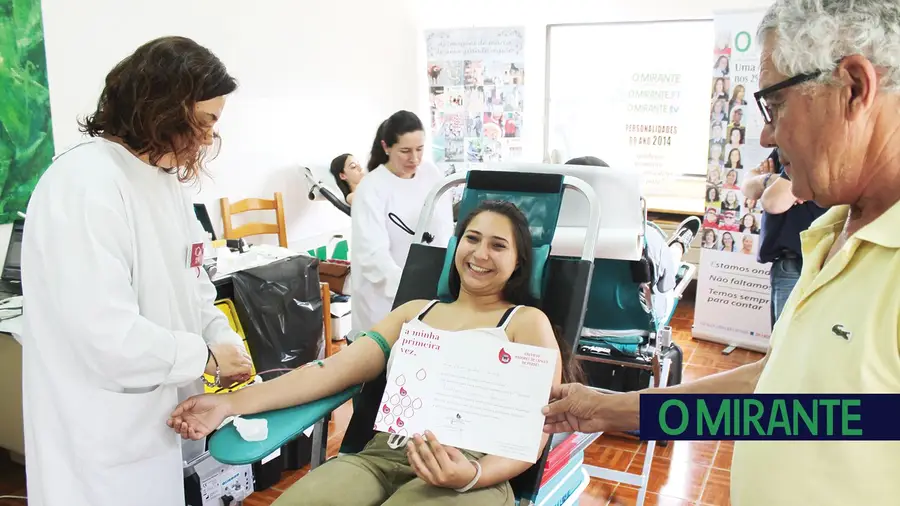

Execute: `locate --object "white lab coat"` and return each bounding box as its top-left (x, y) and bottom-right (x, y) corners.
top-left (349, 161), bottom-right (454, 334)
top-left (20, 138), bottom-right (244, 506)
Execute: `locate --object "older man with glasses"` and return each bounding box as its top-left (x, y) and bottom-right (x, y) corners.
top-left (540, 1), bottom-right (900, 504)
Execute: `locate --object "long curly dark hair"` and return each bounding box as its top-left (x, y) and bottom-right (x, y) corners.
top-left (78, 36), bottom-right (238, 184)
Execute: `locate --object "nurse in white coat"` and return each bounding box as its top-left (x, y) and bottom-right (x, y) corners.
top-left (350, 110), bottom-right (455, 335)
top-left (20, 36), bottom-right (253, 506)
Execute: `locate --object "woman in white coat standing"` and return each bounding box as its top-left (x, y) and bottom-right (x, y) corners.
top-left (20, 36), bottom-right (253, 506)
top-left (350, 111), bottom-right (455, 336)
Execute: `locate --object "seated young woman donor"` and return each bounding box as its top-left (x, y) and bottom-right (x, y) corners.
top-left (168, 200), bottom-right (579, 506)
top-left (330, 152), bottom-right (366, 205)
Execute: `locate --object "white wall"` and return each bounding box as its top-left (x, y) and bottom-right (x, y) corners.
top-left (416, 0), bottom-right (774, 160)
top-left (414, 0), bottom-right (774, 212)
top-left (34, 0), bottom-right (423, 254)
top-left (3, 0), bottom-right (774, 263)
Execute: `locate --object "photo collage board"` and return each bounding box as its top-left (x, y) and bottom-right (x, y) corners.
top-left (701, 30), bottom-right (769, 258)
top-left (425, 27), bottom-right (525, 204)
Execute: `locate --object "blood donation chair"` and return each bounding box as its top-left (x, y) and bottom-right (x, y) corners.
top-left (207, 168), bottom-right (602, 506)
top-left (490, 162), bottom-right (695, 506)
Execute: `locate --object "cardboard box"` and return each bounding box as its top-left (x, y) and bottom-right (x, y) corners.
top-left (330, 301), bottom-right (352, 341)
top-left (319, 259), bottom-right (350, 294)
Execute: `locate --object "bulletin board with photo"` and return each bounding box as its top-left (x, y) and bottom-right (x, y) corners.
top-left (693, 9), bottom-right (774, 353)
top-left (426, 27), bottom-right (525, 205)
top-left (701, 38), bottom-right (765, 259)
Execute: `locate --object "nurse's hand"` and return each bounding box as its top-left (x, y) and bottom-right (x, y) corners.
top-left (207, 344), bottom-right (253, 379)
top-left (167, 394), bottom-right (231, 440)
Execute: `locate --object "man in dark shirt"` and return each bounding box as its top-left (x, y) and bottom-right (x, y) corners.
top-left (742, 148), bottom-right (828, 326)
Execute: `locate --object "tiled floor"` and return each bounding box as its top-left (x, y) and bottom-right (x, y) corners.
top-left (0, 292), bottom-right (763, 506)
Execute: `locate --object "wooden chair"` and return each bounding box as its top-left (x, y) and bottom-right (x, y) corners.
top-left (320, 282), bottom-right (334, 358)
top-left (219, 192), bottom-right (288, 248)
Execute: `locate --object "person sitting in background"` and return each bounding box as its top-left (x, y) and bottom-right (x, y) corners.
top-left (330, 153), bottom-right (366, 205)
top-left (168, 201), bottom-right (580, 506)
top-left (564, 156), bottom-right (700, 325)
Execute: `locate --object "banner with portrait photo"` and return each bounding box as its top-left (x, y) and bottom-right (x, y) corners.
top-left (426, 27), bottom-right (525, 204)
top-left (692, 10), bottom-right (773, 353)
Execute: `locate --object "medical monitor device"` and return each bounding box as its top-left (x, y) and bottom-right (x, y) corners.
top-left (487, 162), bottom-right (644, 261)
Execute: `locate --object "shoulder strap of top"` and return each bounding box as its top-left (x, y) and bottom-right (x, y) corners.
top-left (497, 305), bottom-right (524, 330)
top-left (416, 300), bottom-right (441, 321)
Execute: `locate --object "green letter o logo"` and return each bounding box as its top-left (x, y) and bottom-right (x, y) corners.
top-left (735, 31), bottom-right (752, 52)
top-left (659, 399), bottom-right (689, 435)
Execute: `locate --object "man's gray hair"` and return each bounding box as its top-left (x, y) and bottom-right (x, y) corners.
top-left (758, 0), bottom-right (900, 91)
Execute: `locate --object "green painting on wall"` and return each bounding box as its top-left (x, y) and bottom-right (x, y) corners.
top-left (0, 0), bottom-right (55, 224)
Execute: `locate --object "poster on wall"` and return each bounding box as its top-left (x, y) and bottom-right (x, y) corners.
top-left (545, 20), bottom-right (714, 196)
top-left (425, 27), bottom-right (525, 204)
top-left (0, 0), bottom-right (55, 224)
top-left (692, 9), bottom-right (772, 353)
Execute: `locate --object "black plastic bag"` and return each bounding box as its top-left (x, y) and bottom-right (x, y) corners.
top-left (232, 255), bottom-right (323, 378)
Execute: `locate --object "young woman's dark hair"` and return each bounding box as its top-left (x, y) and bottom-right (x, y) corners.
top-left (330, 153), bottom-right (353, 199)
top-left (447, 200), bottom-right (583, 383)
top-left (78, 36), bottom-right (238, 184)
top-left (367, 110), bottom-right (425, 171)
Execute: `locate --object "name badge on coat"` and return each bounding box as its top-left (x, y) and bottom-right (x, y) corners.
top-left (187, 242), bottom-right (204, 269)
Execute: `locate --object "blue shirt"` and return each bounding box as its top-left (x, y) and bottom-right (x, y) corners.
top-left (757, 169), bottom-right (828, 264)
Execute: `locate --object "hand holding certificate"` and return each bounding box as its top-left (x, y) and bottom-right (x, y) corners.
top-left (374, 323), bottom-right (557, 463)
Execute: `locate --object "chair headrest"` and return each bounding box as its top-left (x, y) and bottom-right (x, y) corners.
top-left (435, 170), bottom-right (564, 302)
top-left (456, 170), bottom-right (565, 248)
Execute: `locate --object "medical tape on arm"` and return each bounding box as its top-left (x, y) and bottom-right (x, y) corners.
top-left (360, 331), bottom-right (391, 362)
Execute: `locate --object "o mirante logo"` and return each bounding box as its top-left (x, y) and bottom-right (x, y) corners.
top-left (735, 31), bottom-right (752, 52)
top-left (638, 394), bottom-right (900, 441)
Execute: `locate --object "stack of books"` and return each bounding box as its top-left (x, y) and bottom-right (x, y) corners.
top-left (521, 431), bottom-right (600, 506)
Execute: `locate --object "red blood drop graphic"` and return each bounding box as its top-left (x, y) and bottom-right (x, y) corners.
top-left (397, 417), bottom-right (405, 427)
top-left (498, 347), bottom-right (512, 364)
top-left (388, 426), bottom-right (396, 433)
top-left (400, 386), bottom-right (407, 396)
top-left (382, 404), bottom-right (390, 413)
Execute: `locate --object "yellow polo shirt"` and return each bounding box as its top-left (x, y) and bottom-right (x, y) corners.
top-left (730, 200), bottom-right (900, 506)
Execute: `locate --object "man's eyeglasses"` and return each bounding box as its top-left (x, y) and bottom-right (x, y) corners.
top-left (754, 69), bottom-right (824, 124)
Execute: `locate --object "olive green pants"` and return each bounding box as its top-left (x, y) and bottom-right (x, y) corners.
top-left (272, 433), bottom-right (514, 505)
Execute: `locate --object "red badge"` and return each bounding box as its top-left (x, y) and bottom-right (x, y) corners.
top-left (189, 242), bottom-right (205, 269)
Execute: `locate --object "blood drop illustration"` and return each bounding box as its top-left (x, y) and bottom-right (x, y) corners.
top-left (392, 405), bottom-right (402, 415)
top-left (412, 398), bottom-right (423, 410)
top-left (416, 369), bottom-right (427, 381)
top-left (382, 404), bottom-right (390, 414)
top-left (498, 347), bottom-right (512, 364)
top-left (401, 396), bottom-right (411, 407)
top-left (390, 394), bottom-right (401, 406)
top-left (399, 386), bottom-right (407, 396)
top-left (396, 417), bottom-right (405, 428)
top-left (388, 426), bottom-right (396, 433)
top-left (404, 407), bottom-right (415, 418)
top-left (395, 374), bottom-right (406, 387)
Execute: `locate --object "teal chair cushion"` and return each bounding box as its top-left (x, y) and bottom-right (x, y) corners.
top-left (436, 238), bottom-right (550, 302)
top-left (208, 386), bottom-right (360, 465)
